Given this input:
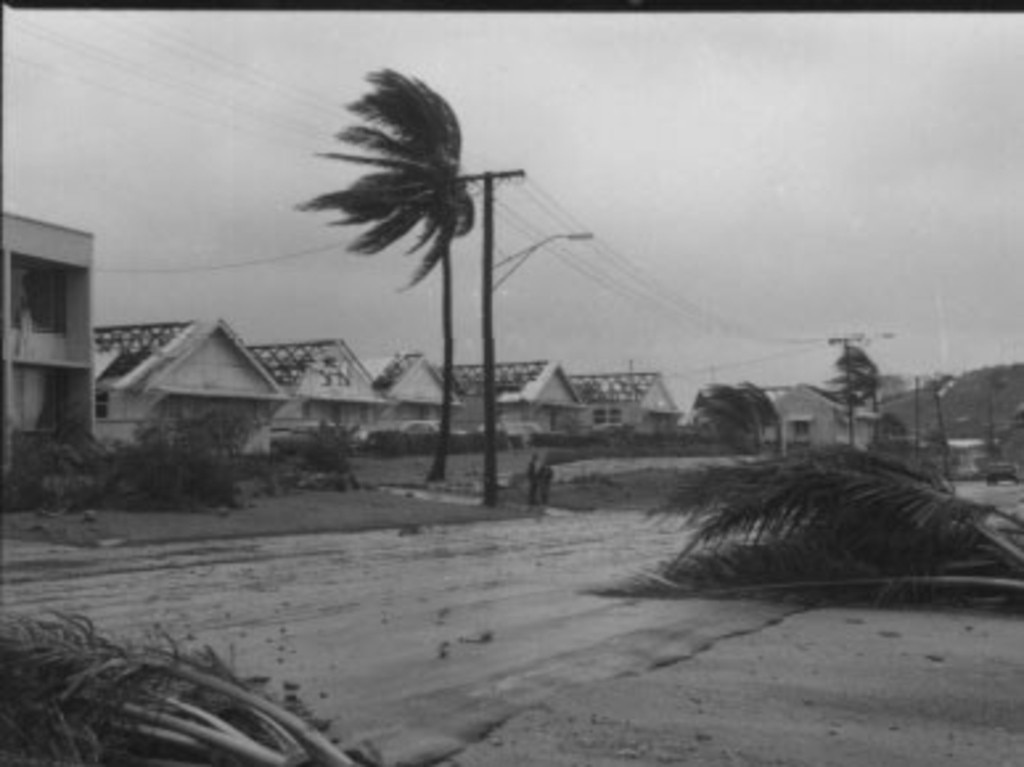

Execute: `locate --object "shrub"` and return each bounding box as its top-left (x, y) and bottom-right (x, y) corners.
top-left (295, 423), bottom-right (352, 474)
top-left (113, 412), bottom-right (256, 510)
top-left (3, 424), bottom-right (112, 513)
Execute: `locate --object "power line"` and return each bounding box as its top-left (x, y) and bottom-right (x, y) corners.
top-left (495, 196), bottom-right (733, 331)
top-left (515, 178), bottom-right (817, 347)
top-left (84, 14), bottom-right (345, 123)
top-left (98, 240), bottom-right (350, 274)
top-left (6, 53), bottom-right (316, 155)
top-left (10, 17), bottom-right (329, 147)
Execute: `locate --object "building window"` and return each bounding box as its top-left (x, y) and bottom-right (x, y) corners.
top-left (608, 408), bottom-right (623, 425)
top-left (95, 391), bottom-right (110, 420)
top-left (593, 408), bottom-right (608, 425)
top-left (790, 420), bottom-right (811, 442)
top-left (14, 367), bottom-right (69, 432)
top-left (12, 265), bottom-right (67, 333)
top-left (160, 396), bottom-right (186, 420)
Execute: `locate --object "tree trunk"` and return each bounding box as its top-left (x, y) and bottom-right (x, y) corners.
top-left (427, 247), bottom-right (454, 483)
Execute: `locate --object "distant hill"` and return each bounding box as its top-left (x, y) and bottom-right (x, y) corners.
top-left (880, 363), bottom-right (1024, 441)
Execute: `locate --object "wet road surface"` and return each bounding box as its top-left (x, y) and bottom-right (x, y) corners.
top-left (3, 508), bottom-right (791, 764)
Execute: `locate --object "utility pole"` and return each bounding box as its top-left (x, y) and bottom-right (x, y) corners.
top-left (827, 331), bottom-right (893, 448)
top-left (828, 334), bottom-right (863, 447)
top-left (460, 169), bottom-right (525, 507)
top-left (913, 376), bottom-right (921, 461)
top-left (931, 374), bottom-right (953, 481)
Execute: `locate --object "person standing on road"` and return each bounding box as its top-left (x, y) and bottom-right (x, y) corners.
top-left (537, 462), bottom-right (554, 506)
top-left (527, 454), bottom-right (540, 506)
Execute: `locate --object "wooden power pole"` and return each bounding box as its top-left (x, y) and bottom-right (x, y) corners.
top-left (460, 169), bottom-right (525, 507)
top-left (828, 335), bottom-right (861, 447)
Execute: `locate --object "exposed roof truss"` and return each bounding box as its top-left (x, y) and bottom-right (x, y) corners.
top-left (453, 361), bottom-right (548, 396)
top-left (571, 372), bottom-right (660, 404)
top-left (249, 340), bottom-right (358, 387)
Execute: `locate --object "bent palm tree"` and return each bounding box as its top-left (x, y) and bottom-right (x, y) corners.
top-left (829, 343), bottom-right (880, 411)
top-left (693, 382), bottom-right (777, 454)
top-left (606, 447), bottom-right (1024, 606)
top-left (298, 69), bottom-right (474, 482)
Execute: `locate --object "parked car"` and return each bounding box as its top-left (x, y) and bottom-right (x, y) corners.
top-left (352, 419), bottom-right (440, 448)
top-left (393, 420), bottom-right (441, 435)
top-left (985, 461), bottom-right (1020, 485)
top-left (477, 421), bottom-right (544, 448)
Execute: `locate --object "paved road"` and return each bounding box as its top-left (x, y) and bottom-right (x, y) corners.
top-left (2, 509), bottom-right (790, 765)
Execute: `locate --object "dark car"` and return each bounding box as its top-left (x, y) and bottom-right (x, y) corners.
top-left (985, 461), bottom-right (1020, 485)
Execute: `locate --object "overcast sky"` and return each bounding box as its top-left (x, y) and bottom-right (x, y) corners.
top-left (5, 10), bottom-right (1022, 408)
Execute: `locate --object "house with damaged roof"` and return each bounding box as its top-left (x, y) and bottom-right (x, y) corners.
top-left (361, 352), bottom-right (453, 422)
top-left (570, 372), bottom-right (680, 434)
top-left (248, 339), bottom-right (388, 435)
top-left (453, 360), bottom-right (584, 432)
top-left (93, 320), bottom-right (287, 453)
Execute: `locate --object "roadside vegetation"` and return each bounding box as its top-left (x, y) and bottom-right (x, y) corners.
top-left (2, 414), bottom-right (360, 516)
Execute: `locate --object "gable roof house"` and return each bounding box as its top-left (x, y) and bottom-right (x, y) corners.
top-left (248, 339), bottom-right (388, 435)
top-left (452, 360), bottom-right (584, 432)
top-left (570, 372), bottom-right (680, 434)
top-left (361, 352), bottom-right (452, 423)
top-left (93, 320), bottom-right (287, 453)
top-left (766, 384), bottom-right (878, 453)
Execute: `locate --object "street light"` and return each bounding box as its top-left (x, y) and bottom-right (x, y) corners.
top-left (480, 231), bottom-right (593, 507)
top-left (493, 232), bottom-right (593, 290)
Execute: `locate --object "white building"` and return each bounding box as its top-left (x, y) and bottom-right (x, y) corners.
top-left (3, 213), bottom-right (94, 464)
top-left (93, 319), bottom-right (287, 453)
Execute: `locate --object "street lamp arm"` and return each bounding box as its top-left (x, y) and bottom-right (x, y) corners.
top-left (492, 232), bottom-right (593, 290)
top-left (494, 234), bottom-right (565, 269)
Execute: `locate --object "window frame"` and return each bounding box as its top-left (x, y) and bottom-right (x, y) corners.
top-left (12, 261), bottom-right (68, 333)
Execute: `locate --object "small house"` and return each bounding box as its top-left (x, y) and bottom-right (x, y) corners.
top-left (570, 372), bottom-right (680, 434)
top-left (362, 352), bottom-right (451, 423)
top-left (93, 319), bottom-right (287, 453)
top-left (766, 384), bottom-right (878, 453)
top-left (248, 339), bottom-right (388, 436)
top-left (453, 360), bottom-right (584, 432)
top-left (946, 438), bottom-right (989, 479)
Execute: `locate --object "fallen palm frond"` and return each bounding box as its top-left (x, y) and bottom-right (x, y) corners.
top-left (604, 448), bottom-right (1024, 606)
top-left (0, 612), bottom-right (367, 767)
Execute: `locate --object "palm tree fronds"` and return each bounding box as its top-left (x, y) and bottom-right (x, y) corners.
top-left (405, 226), bottom-right (452, 288)
top-left (315, 151), bottom-right (429, 172)
top-left (351, 206), bottom-right (431, 256)
top-left (623, 449), bottom-right (1024, 606)
top-left (0, 613), bottom-right (365, 766)
top-left (453, 189), bottom-right (475, 238)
